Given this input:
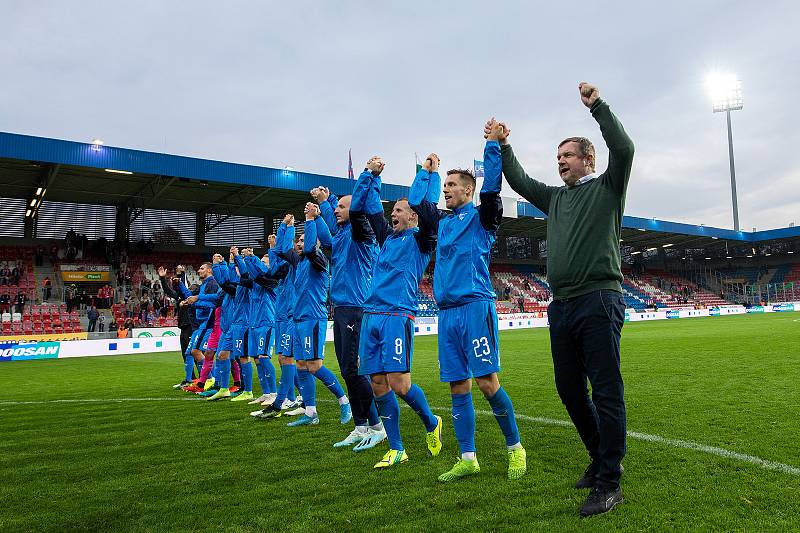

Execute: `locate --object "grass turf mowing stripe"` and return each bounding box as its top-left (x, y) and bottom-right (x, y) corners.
top-left (4, 396), bottom-right (798, 477)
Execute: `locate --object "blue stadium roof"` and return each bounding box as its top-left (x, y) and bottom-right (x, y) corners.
top-left (1, 131), bottom-right (797, 244)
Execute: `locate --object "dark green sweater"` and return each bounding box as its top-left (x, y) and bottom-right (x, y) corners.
top-left (501, 99), bottom-right (634, 300)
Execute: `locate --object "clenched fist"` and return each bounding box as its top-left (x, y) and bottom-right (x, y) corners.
top-left (366, 156), bottom-right (385, 175)
top-left (579, 82), bottom-right (600, 108)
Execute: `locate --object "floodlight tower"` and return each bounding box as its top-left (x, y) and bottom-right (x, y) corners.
top-left (707, 72), bottom-right (743, 231)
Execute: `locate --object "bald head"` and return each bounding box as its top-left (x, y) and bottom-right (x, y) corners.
top-left (334, 195), bottom-right (351, 225)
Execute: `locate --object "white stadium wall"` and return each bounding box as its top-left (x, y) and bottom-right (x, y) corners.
top-left (0, 305), bottom-right (798, 362)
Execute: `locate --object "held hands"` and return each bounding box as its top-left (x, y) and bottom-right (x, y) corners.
top-left (366, 156), bottom-right (385, 176)
top-left (185, 295), bottom-right (198, 305)
top-left (212, 253), bottom-right (224, 264)
top-left (283, 213), bottom-right (295, 227)
top-left (310, 186), bottom-right (330, 203)
top-left (304, 202), bottom-right (320, 221)
top-left (579, 82), bottom-right (599, 108)
top-left (267, 234), bottom-right (277, 248)
top-left (230, 246), bottom-right (239, 257)
top-left (242, 248), bottom-right (253, 257)
top-left (484, 117), bottom-right (510, 144)
top-left (157, 266), bottom-right (167, 277)
top-left (422, 153), bottom-right (440, 172)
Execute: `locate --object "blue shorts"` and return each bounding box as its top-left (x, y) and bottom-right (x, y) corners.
top-left (185, 326), bottom-right (211, 356)
top-left (274, 319), bottom-right (293, 356)
top-left (292, 319), bottom-right (326, 361)
top-left (358, 312), bottom-right (414, 375)
top-left (231, 325), bottom-right (249, 358)
top-left (250, 326), bottom-right (273, 358)
top-left (438, 300), bottom-right (501, 382)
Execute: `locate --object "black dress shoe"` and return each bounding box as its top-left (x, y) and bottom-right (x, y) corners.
top-left (580, 486), bottom-right (623, 517)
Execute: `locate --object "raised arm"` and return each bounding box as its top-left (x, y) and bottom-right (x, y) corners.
top-left (490, 120), bottom-right (558, 214)
top-left (313, 187), bottom-right (339, 235)
top-left (303, 203), bottom-right (329, 272)
top-left (352, 157), bottom-right (391, 246)
top-left (408, 156), bottom-right (442, 254)
top-left (276, 215), bottom-right (301, 266)
top-left (477, 130), bottom-right (504, 232)
top-left (581, 82), bottom-right (634, 196)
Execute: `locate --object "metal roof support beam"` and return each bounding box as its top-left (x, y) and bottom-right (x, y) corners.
top-left (204, 187), bottom-right (273, 233)
top-left (126, 175), bottom-right (178, 224)
top-left (27, 163), bottom-right (59, 219)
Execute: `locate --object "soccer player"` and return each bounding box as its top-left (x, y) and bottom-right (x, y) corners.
top-left (355, 156), bottom-right (443, 468)
top-left (226, 247), bottom-right (256, 402)
top-left (293, 204), bottom-right (351, 426)
top-left (172, 262), bottom-right (219, 388)
top-left (158, 267), bottom-right (198, 387)
top-left (409, 143), bottom-right (526, 483)
top-left (310, 180), bottom-right (385, 449)
top-left (240, 241), bottom-right (288, 405)
top-left (204, 250), bottom-right (244, 401)
top-left (492, 82), bottom-right (634, 516)
top-left (251, 216), bottom-right (303, 417)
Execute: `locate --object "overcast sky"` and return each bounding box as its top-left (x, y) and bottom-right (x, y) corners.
top-left (2, 1), bottom-right (798, 230)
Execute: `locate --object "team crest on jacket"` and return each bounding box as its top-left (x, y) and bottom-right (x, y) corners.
top-left (458, 213), bottom-right (466, 220)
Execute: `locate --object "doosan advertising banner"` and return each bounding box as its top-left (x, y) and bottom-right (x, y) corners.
top-left (0, 342), bottom-right (60, 362)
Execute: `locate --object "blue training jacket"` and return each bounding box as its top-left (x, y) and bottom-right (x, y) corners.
top-left (316, 173), bottom-right (379, 308)
top-left (278, 219), bottom-right (330, 321)
top-left (211, 261), bottom-right (237, 332)
top-left (243, 251), bottom-right (284, 328)
top-left (229, 256), bottom-right (252, 327)
top-left (411, 140), bottom-right (503, 309)
top-left (361, 168), bottom-right (437, 315)
top-left (274, 223), bottom-right (299, 322)
top-left (178, 275), bottom-right (219, 326)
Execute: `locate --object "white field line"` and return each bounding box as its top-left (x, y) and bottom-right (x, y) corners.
top-left (1, 396), bottom-right (798, 476)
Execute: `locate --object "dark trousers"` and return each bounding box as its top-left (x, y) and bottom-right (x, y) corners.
top-left (88, 319), bottom-right (97, 332)
top-left (179, 325), bottom-right (192, 357)
top-left (547, 289), bottom-right (626, 490)
top-left (333, 306), bottom-right (374, 426)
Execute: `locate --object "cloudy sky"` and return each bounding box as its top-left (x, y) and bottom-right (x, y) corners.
top-left (2, 1), bottom-right (798, 230)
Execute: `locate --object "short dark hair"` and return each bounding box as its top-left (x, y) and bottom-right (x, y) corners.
top-left (201, 262), bottom-right (212, 271)
top-left (446, 168), bottom-right (477, 191)
top-left (558, 137), bottom-right (596, 171)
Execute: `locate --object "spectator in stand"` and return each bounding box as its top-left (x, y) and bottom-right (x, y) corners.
top-left (504, 286), bottom-right (511, 301)
top-left (11, 262), bottom-right (21, 285)
top-left (517, 294), bottom-right (525, 313)
top-left (49, 244), bottom-right (59, 263)
top-left (98, 314), bottom-right (105, 332)
top-left (139, 294), bottom-right (151, 321)
top-left (109, 317), bottom-right (118, 331)
top-left (0, 293), bottom-right (10, 314)
top-left (35, 245), bottom-right (44, 267)
top-left (0, 263), bottom-right (9, 285)
top-left (65, 284), bottom-right (76, 312)
top-left (42, 276), bottom-right (52, 301)
top-left (118, 321), bottom-right (130, 338)
top-left (126, 294), bottom-right (139, 318)
top-left (87, 305), bottom-right (99, 332)
top-left (78, 288), bottom-right (88, 310)
top-left (14, 291), bottom-right (26, 315)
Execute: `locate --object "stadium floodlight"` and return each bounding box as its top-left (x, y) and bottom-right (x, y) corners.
top-left (706, 71), bottom-right (743, 232)
top-left (631, 251), bottom-right (642, 255)
top-left (25, 209), bottom-right (31, 217)
top-left (647, 247), bottom-right (658, 251)
top-left (104, 169), bottom-right (133, 175)
top-left (662, 243), bottom-right (673, 248)
top-left (91, 138), bottom-right (104, 152)
top-left (29, 199), bottom-right (36, 207)
top-left (35, 187), bottom-right (42, 195)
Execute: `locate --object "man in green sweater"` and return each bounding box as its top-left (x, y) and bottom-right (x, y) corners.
top-left (488, 82), bottom-right (634, 517)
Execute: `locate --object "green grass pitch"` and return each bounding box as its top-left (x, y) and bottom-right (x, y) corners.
top-left (1, 313), bottom-right (798, 532)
